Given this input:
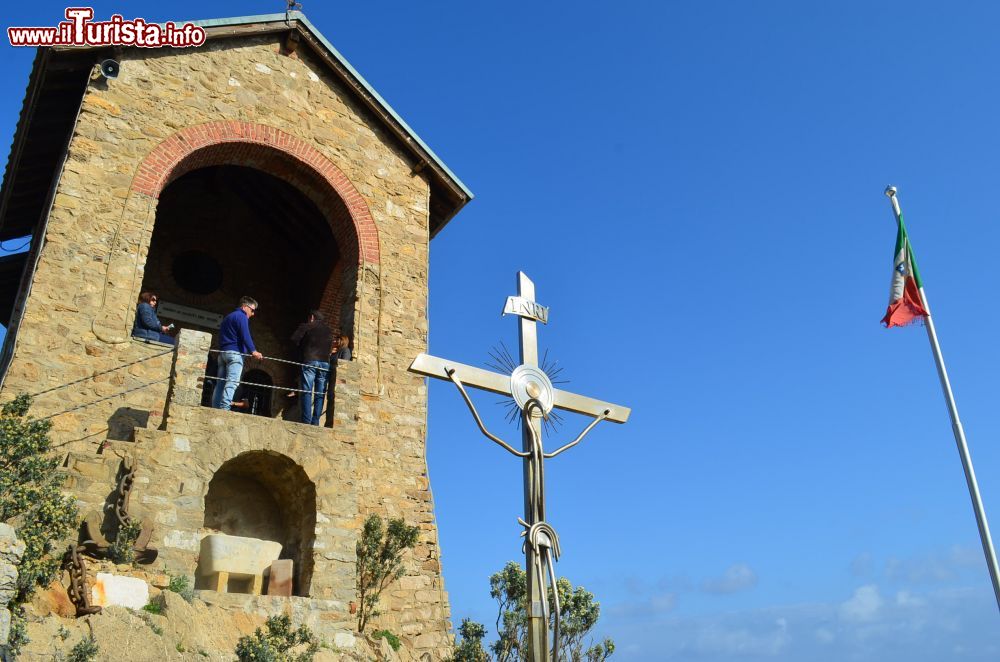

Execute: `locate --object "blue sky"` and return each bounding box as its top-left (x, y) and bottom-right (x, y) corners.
top-left (4, 2), bottom-right (1000, 660)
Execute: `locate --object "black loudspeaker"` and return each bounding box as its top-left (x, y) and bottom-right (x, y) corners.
top-left (99, 59), bottom-right (120, 79)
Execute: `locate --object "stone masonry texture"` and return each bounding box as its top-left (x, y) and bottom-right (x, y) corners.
top-left (1, 33), bottom-right (451, 657)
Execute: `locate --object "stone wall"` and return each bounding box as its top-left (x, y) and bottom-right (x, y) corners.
top-left (1, 33), bottom-right (451, 657)
top-left (0, 524), bottom-right (25, 657)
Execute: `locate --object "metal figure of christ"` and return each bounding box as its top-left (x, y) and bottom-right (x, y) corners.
top-left (409, 272), bottom-right (630, 662)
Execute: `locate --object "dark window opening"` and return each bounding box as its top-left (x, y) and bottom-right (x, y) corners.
top-left (172, 250), bottom-right (223, 295)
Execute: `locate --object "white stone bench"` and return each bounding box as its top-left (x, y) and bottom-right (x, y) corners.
top-left (197, 533), bottom-right (282, 595)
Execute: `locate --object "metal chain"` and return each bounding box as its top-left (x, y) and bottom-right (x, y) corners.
top-left (34, 377), bottom-right (171, 421)
top-left (28, 347), bottom-right (174, 398)
top-left (203, 374), bottom-right (324, 395)
top-left (207, 348), bottom-right (332, 372)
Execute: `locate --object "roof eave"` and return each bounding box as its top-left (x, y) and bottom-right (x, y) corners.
top-left (188, 12), bottom-right (473, 236)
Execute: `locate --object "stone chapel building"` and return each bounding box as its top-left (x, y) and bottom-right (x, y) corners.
top-left (0, 11), bottom-right (471, 657)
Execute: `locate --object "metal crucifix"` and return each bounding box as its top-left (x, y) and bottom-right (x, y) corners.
top-left (410, 272), bottom-right (630, 662)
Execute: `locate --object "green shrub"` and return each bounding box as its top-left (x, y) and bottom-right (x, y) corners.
top-left (0, 394), bottom-right (79, 658)
top-left (107, 518), bottom-right (142, 565)
top-left (167, 573), bottom-right (195, 602)
top-left (450, 619), bottom-right (488, 662)
top-left (372, 629), bottom-right (401, 651)
top-left (355, 514), bottom-right (419, 632)
top-left (482, 561), bottom-right (615, 662)
top-left (66, 636), bottom-right (99, 662)
top-left (235, 614), bottom-right (319, 662)
top-left (142, 601), bottom-right (163, 615)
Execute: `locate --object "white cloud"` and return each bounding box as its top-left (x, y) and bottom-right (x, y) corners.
top-left (896, 590), bottom-right (926, 608)
top-left (701, 563), bottom-right (759, 594)
top-left (607, 591), bottom-right (677, 619)
top-left (850, 551), bottom-right (873, 577)
top-left (651, 593), bottom-right (677, 611)
top-left (885, 545), bottom-right (981, 584)
top-left (602, 585), bottom-right (1000, 661)
top-left (692, 617), bottom-right (790, 657)
top-left (839, 585), bottom-right (883, 622)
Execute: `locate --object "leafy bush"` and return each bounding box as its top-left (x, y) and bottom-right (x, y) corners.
top-left (167, 573), bottom-right (195, 602)
top-left (107, 518), bottom-right (142, 565)
top-left (451, 618), bottom-right (489, 662)
top-left (235, 614), bottom-right (319, 662)
top-left (0, 394), bottom-right (79, 658)
top-left (485, 561), bottom-right (614, 662)
top-left (355, 514), bottom-right (419, 632)
top-left (372, 629), bottom-right (401, 651)
top-left (66, 636), bottom-right (99, 662)
top-left (142, 601), bottom-right (162, 615)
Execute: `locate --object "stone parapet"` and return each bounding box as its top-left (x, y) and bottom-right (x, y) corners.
top-left (169, 329), bottom-right (212, 409)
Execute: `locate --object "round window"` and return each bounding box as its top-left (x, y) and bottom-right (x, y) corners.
top-left (171, 250), bottom-right (223, 295)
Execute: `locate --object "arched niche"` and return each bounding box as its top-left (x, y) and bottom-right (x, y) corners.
top-left (199, 450), bottom-right (317, 596)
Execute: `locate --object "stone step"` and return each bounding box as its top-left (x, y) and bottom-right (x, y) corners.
top-left (100, 438), bottom-right (146, 455)
top-left (62, 450), bottom-right (120, 483)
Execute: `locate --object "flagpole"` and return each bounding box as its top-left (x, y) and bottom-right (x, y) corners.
top-left (885, 185), bottom-right (1000, 613)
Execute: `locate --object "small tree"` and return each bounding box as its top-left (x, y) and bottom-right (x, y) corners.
top-left (485, 561), bottom-right (614, 662)
top-left (0, 394), bottom-right (79, 658)
top-left (355, 514), bottom-right (419, 632)
top-left (489, 562), bottom-right (526, 662)
top-left (234, 614), bottom-right (318, 662)
top-left (451, 618), bottom-right (489, 662)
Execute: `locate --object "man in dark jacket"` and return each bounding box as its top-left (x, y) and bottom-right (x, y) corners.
top-left (212, 296), bottom-right (263, 411)
top-left (291, 309), bottom-right (333, 425)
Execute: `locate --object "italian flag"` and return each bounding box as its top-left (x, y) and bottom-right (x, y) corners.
top-left (882, 215), bottom-right (929, 328)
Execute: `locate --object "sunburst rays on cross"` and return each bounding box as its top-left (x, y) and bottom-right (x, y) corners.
top-left (486, 340), bottom-right (568, 434)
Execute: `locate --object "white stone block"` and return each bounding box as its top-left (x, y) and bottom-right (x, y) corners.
top-left (197, 534), bottom-right (281, 577)
top-left (92, 573), bottom-right (148, 609)
top-left (163, 530), bottom-right (199, 551)
top-left (333, 632), bottom-right (356, 648)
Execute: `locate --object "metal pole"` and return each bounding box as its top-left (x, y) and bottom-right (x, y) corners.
top-left (517, 272), bottom-right (549, 662)
top-left (886, 186), bottom-right (1000, 613)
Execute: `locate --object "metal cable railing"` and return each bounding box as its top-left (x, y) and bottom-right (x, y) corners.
top-left (202, 375), bottom-right (332, 421)
top-left (28, 346), bottom-right (341, 421)
top-left (202, 375), bottom-right (325, 396)
top-left (207, 348), bottom-right (333, 372)
top-left (34, 377), bottom-right (172, 422)
top-left (28, 347), bottom-right (174, 398)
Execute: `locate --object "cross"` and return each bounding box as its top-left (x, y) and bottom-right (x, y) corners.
top-left (410, 272), bottom-right (630, 661)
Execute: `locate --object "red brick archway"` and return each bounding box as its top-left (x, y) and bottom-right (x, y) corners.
top-left (132, 121), bottom-right (379, 267)
top-left (131, 121), bottom-right (378, 328)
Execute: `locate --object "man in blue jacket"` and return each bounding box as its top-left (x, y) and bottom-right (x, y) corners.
top-left (212, 296), bottom-right (263, 411)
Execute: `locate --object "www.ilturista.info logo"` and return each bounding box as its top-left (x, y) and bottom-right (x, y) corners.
top-left (8, 7), bottom-right (206, 48)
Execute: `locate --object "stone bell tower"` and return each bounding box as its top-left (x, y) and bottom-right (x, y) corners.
top-left (0, 11), bottom-right (471, 657)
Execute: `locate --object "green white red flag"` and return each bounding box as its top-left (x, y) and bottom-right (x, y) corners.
top-left (882, 215), bottom-right (929, 328)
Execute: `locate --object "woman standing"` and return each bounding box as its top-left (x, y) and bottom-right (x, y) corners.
top-left (332, 334), bottom-right (352, 362)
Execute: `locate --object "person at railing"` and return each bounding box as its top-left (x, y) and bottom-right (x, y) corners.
top-left (332, 334), bottom-right (352, 362)
top-left (131, 291), bottom-right (175, 345)
top-left (212, 296), bottom-right (263, 411)
top-left (291, 309), bottom-right (333, 425)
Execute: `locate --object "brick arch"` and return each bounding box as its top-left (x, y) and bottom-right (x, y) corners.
top-left (131, 121), bottom-right (378, 331)
top-left (131, 121), bottom-right (379, 267)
